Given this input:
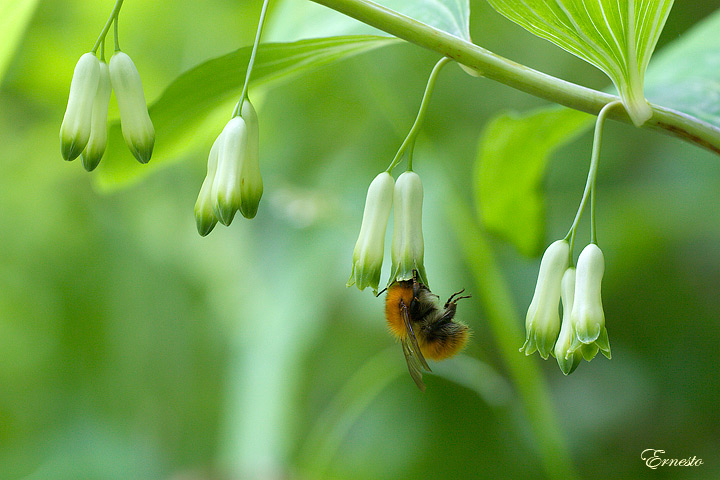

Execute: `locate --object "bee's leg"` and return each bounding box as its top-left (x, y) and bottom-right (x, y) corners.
top-left (436, 308), bottom-right (454, 326)
top-left (435, 303), bottom-right (464, 327)
top-left (411, 269), bottom-right (421, 301)
top-left (444, 289), bottom-right (471, 308)
top-left (446, 288), bottom-right (466, 303)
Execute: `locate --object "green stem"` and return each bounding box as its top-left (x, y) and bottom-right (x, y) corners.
top-left (91, 0), bottom-right (124, 54)
top-left (565, 101), bottom-right (622, 251)
top-left (113, 11), bottom-right (120, 52)
top-left (590, 169), bottom-right (597, 244)
top-left (386, 56), bottom-right (451, 172)
top-left (309, 0), bottom-right (720, 155)
top-left (234, 0), bottom-right (271, 117)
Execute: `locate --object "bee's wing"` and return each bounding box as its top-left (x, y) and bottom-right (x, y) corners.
top-left (401, 338), bottom-right (426, 392)
top-left (399, 300), bottom-right (431, 391)
top-left (401, 302), bottom-right (431, 372)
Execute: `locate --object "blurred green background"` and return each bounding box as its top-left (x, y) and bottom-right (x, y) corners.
top-left (2, 1), bottom-right (720, 479)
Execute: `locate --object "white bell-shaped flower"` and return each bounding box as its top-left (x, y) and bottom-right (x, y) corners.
top-left (390, 171), bottom-right (427, 285)
top-left (347, 172), bottom-right (394, 293)
top-left (80, 61), bottom-right (112, 172)
top-left (521, 240), bottom-right (569, 359)
top-left (554, 267), bottom-right (582, 374)
top-left (109, 51), bottom-right (155, 164)
top-left (239, 99), bottom-right (263, 219)
top-left (60, 53), bottom-right (100, 161)
top-left (569, 243), bottom-right (611, 359)
top-left (211, 116), bottom-right (248, 226)
top-left (194, 134), bottom-right (223, 236)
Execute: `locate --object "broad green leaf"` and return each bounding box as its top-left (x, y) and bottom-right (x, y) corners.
top-left (0, 0), bottom-right (39, 84)
top-left (486, 0), bottom-right (674, 126)
top-left (96, 36), bottom-right (396, 190)
top-left (644, 9), bottom-right (720, 127)
top-left (267, 0), bottom-right (471, 42)
top-left (474, 107), bottom-right (593, 256)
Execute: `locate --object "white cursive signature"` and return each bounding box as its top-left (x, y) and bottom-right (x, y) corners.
top-left (641, 449), bottom-right (703, 469)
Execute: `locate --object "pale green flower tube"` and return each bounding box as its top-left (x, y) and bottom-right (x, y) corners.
top-left (211, 117), bottom-right (248, 226)
top-left (239, 99), bottom-right (263, 219)
top-left (569, 243), bottom-right (611, 359)
top-left (521, 239), bottom-right (569, 359)
top-left (194, 133), bottom-right (223, 236)
top-left (390, 171), bottom-right (427, 285)
top-left (554, 268), bottom-right (582, 375)
top-left (347, 172), bottom-right (394, 294)
top-left (81, 61), bottom-right (112, 172)
top-left (60, 53), bottom-right (100, 161)
top-left (109, 51), bottom-right (155, 164)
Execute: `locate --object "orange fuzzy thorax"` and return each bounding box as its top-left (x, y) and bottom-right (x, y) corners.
top-left (385, 281), bottom-right (413, 339)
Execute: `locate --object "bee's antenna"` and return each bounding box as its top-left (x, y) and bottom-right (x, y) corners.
top-left (375, 286), bottom-right (388, 297)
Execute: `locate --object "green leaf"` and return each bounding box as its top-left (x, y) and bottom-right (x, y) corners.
top-left (474, 107), bottom-right (593, 256)
top-left (267, 0), bottom-right (471, 42)
top-left (0, 0), bottom-right (39, 84)
top-left (486, 0), bottom-right (674, 126)
top-left (644, 8), bottom-right (720, 127)
top-left (96, 36), bottom-right (396, 190)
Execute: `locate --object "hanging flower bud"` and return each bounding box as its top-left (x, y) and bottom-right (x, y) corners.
top-left (554, 268), bottom-right (582, 375)
top-left (60, 53), bottom-right (101, 161)
top-left (109, 51), bottom-right (155, 164)
top-left (390, 171), bottom-right (427, 285)
top-left (239, 99), bottom-right (263, 219)
top-left (521, 240), bottom-right (569, 359)
top-left (194, 134), bottom-right (223, 236)
top-left (80, 61), bottom-right (112, 172)
top-left (347, 172), bottom-right (394, 294)
top-left (569, 243), bottom-right (611, 360)
top-left (211, 117), bottom-right (248, 226)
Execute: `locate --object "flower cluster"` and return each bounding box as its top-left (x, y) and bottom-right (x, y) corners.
top-left (521, 240), bottom-right (611, 374)
top-left (60, 51), bottom-right (154, 170)
top-left (348, 170), bottom-right (427, 294)
top-left (194, 99), bottom-right (263, 236)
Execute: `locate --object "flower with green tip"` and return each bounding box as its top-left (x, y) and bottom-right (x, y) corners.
top-left (389, 171), bottom-right (427, 285)
top-left (194, 134), bottom-right (223, 236)
top-left (109, 51), bottom-right (154, 164)
top-left (554, 267), bottom-right (582, 375)
top-left (238, 99), bottom-right (263, 219)
top-left (347, 172), bottom-right (394, 294)
top-left (211, 116), bottom-right (248, 226)
top-left (60, 52), bottom-right (100, 161)
top-left (521, 239), bottom-right (569, 359)
top-left (80, 60), bottom-right (112, 172)
top-left (568, 243), bottom-right (611, 360)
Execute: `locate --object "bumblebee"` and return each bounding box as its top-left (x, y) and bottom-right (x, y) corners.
top-left (384, 270), bottom-right (471, 391)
